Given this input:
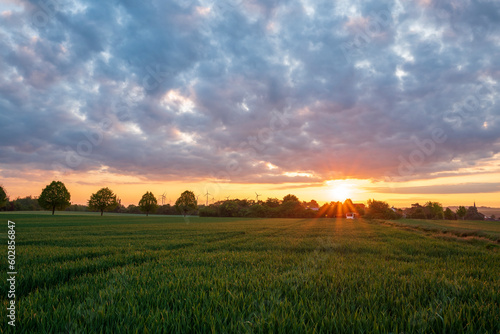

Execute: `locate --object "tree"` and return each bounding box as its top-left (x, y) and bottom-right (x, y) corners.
top-left (354, 204), bottom-right (365, 216)
top-left (265, 197), bottom-right (280, 208)
top-left (365, 199), bottom-right (400, 219)
top-left (139, 192), bottom-right (158, 216)
top-left (456, 206), bottom-right (467, 220)
top-left (198, 206), bottom-right (218, 217)
top-left (444, 207), bottom-right (456, 220)
top-left (306, 199), bottom-right (319, 209)
top-left (425, 201), bottom-right (444, 220)
top-left (219, 200), bottom-right (240, 217)
top-left (126, 204), bottom-right (142, 214)
top-left (279, 199), bottom-right (303, 218)
top-left (156, 204), bottom-right (178, 215)
top-left (38, 181), bottom-right (71, 215)
top-left (88, 187), bottom-right (118, 216)
top-left (283, 194), bottom-right (299, 203)
top-left (0, 186), bottom-right (8, 208)
top-left (406, 203), bottom-right (426, 219)
top-left (175, 190), bottom-right (197, 217)
top-left (13, 196), bottom-right (42, 211)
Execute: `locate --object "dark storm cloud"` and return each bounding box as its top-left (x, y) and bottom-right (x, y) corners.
top-left (0, 0), bottom-right (499, 184)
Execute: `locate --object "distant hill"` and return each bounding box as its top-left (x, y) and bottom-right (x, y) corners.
top-left (447, 206), bottom-right (500, 218)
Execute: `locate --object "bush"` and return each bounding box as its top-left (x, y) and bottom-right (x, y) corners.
top-left (198, 206), bottom-right (218, 217)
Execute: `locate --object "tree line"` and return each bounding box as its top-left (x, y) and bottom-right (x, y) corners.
top-left (0, 182), bottom-right (492, 220)
top-left (0, 182), bottom-right (197, 217)
top-left (403, 202), bottom-right (488, 220)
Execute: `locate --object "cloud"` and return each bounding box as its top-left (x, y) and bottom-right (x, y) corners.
top-left (370, 183), bottom-right (500, 194)
top-left (0, 0), bottom-right (499, 186)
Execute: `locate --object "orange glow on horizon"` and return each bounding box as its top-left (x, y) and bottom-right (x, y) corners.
top-left (1, 169), bottom-right (499, 208)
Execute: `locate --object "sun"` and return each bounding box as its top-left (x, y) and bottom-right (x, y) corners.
top-left (331, 184), bottom-right (351, 202)
top-left (328, 181), bottom-right (353, 202)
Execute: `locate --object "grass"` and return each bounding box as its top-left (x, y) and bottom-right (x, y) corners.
top-left (379, 218), bottom-right (500, 243)
top-left (0, 214), bottom-right (499, 333)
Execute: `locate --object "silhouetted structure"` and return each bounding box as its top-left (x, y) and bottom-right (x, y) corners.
top-left (464, 202), bottom-right (485, 220)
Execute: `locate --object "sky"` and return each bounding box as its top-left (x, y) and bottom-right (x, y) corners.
top-left (0, 0), bottom-right (499, 207)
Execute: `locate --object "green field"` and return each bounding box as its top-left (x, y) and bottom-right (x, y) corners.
top-left (383, 218), bottom-right (500, 243)
top-left (1, 214), bottom-right (499, 333)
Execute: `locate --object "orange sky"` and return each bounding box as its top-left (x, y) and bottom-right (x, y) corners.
top-left (2, 168), bottom-right (499, 208)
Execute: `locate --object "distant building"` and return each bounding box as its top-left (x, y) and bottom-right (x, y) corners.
top-left (464, 202), bottom-right (485, 220)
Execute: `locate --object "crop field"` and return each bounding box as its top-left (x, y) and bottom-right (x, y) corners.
top-left (382, 219), bottom-right (500, 243)
top-left (1, 214), bottom-right (499, 333)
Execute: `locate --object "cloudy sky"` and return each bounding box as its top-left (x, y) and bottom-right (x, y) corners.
top-left (0, 0), bottom-right (499, 206)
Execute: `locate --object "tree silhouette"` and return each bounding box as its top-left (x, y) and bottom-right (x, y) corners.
top-left (38, 181), bottom-right (71, 215)
top-left (444, 207), bottom-right (456, 220)
top-left (0, 185), bottom-right (8, 208)
top-left (88, 187), bottom-right (118, 216)
top-left (139, 192), bottom-right (158, 216)
top-left (425, 201), bottom-right (444, 219)
top-left (265, 198), bottom-right (280, 208)
top-left (282, 194), bottom-right (299, 203)
top-left (456, 206), bottom-right (467, 220)
top-left (175, 190), bottom-right (197, 217)
top-left (366, 199), bottom-right (399, 219)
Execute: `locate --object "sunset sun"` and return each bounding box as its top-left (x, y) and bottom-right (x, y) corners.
top-left (328, 181), bottom-right (353, 202)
